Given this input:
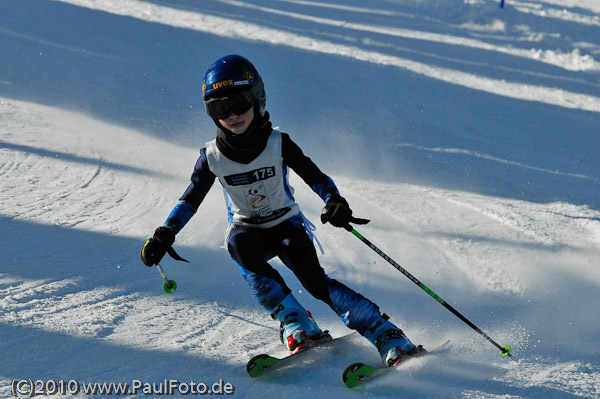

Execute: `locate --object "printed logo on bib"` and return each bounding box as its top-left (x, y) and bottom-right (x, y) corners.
top-left (246, 182), bottom-right (272, 216)
top-left (224, 167), bottom-right (275, 186)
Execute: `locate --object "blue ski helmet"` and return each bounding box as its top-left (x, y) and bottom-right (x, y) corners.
top-left (202, 54), bottom-right (266, 117)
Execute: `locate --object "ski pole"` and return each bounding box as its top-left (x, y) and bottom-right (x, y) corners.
top-left (153, 243), bottom-right (188, 294)
top-left (345, 224), bottom-right (517, 362)
top-left (156, 262), bottom-right (177, 294)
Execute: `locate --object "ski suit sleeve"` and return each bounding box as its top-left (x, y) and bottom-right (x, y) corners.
top-left (163, 148), bottom-right (216, 234)
top-left (281, 133), bottom-right (339, 202)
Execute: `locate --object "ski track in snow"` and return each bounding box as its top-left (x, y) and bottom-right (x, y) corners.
top-left (2, 0), bottom-right (600, 398)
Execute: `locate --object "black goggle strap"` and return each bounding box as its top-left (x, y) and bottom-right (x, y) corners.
top-left (249, 78), bottom-right (264, 101)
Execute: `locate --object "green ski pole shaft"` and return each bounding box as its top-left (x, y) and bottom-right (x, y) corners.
top-left (345, 225), bottom-right (517, 362)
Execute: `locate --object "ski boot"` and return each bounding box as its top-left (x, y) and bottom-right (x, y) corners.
top-left (270, 294), bottom-right (331, 354)
top-left (363, 314), bottom-right (424, 366)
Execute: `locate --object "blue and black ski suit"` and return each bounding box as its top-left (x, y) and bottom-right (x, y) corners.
top-left (163, 128), bottom-right (384, 335)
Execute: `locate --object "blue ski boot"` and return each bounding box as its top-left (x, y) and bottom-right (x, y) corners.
top-left (363, 314), bottom-right (423, 366)
top-left (270, 294), bottom-right (331, 354)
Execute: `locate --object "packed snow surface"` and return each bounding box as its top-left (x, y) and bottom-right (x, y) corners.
top-left (1, 0), bottom-right (599, 398)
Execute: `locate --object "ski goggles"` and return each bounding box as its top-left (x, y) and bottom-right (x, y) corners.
top-left (204, 91), bottom-right (255, 120)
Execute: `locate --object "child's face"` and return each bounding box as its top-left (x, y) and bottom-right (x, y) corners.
top-left (219, 106), bottom-right (254, 135)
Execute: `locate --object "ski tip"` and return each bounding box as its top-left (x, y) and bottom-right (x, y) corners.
top-left (342, 340), bottom-right (452, 388)
top-left (246, 354), bottom-right (279, 377)
top-left (342, 362), bottom-right (372, 388)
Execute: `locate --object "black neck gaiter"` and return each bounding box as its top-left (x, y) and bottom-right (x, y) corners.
top-left (215, 111), bottom-right (272, 164)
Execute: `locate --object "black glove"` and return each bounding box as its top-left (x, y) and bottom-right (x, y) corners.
top-left (141, 226), bottom-right (176, 267)
top-left (321, 194), bottom-right (353, 228)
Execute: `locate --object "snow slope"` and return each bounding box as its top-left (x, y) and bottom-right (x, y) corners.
top-left (1, 0), bottom-right (599, 398)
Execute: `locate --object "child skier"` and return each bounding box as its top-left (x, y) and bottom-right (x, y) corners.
top-left (141, 54), bottom-right (422, 366)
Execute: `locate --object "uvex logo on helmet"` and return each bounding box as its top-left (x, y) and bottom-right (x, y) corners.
top-left (202, 76), bottom-right (253, 96)
top-left (211, 79), bottom-right (235, 91)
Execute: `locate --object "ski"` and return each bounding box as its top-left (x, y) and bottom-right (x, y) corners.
top-left (342, 340), bottom-right (451, 388)
top-left (246, 332), bottom-right (357, 377)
